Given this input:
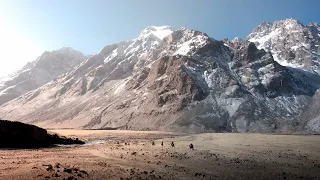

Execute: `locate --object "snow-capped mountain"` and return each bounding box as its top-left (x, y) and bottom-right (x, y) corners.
top-left (0, 47), bottom-right (87, 105)
top-left (246, 19), bottom-right (320, 73)
top-left (1, 19), bottom-right (320, 133)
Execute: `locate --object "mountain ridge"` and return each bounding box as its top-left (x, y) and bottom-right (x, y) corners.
top-left (1, 18), bottom-right (320, 133)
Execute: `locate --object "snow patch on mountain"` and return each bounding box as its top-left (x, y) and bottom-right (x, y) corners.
top-left (104, 49), bottom-right (118, 63)
top-left (173, 34), bottom-right (208, 56)
top-left (271, 50), bottom-right (304, 68)
top-left (248, 28), bottom-right (280, 49)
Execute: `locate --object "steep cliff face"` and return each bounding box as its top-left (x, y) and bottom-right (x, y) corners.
top-left (1, 20), bottom-right (320, 133)
top-left (172, 40), bottom-right (320, 133)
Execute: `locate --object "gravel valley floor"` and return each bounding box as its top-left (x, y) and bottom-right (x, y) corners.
top-left (0, 130), bottom-right (319, 180)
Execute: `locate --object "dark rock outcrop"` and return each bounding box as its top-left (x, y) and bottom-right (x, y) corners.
top-left (0, 120), bottom-right (84, 148)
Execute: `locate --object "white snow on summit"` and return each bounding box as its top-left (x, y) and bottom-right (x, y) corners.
top-left (138, 26), bottom-right (174, 40)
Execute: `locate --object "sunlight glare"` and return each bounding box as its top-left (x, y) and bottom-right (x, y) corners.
top-left (0, 18), bottom-right (42, 77)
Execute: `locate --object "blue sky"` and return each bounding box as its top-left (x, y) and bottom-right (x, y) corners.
top-left (0, 0), bottom-right (319, 76)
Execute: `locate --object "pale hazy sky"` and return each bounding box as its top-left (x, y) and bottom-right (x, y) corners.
top-left (0, 0), bottom-right (319, 77)
top-left (0, 15), bottom-right (42, 76)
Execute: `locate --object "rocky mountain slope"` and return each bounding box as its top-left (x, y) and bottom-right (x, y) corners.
top-left (0, 47), bottom-right (87, 105)
top-left (0, 20), bottom-right (320, 133)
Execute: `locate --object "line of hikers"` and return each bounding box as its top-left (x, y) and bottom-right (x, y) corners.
top-left (151, 141), bottom-right (194, 150)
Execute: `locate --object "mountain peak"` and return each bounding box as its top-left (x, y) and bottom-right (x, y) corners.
top-left (232, 37), bottom-right (240, 43)
top-left (0, 46), bottom-right (87, 105)
top-left (251, 22), bottom-right (273, 34)
top-left (273, 18), bottom-right (303, 29)
top-left (247, 18), bottom-right (320, 71)
top-left (138, 25), bottom-right (174, 40)
top-left (54, 47), bottom-right (84, 55)
top-left (58, 47), bottom-right (75, 52)
top-left (59, 47), bottom-right (73, 50)
top-left (250, 18), bottom-right (304, 35)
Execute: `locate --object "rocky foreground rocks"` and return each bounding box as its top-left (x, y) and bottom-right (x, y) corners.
top-left (0, 120), bottom-right (84, 148)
